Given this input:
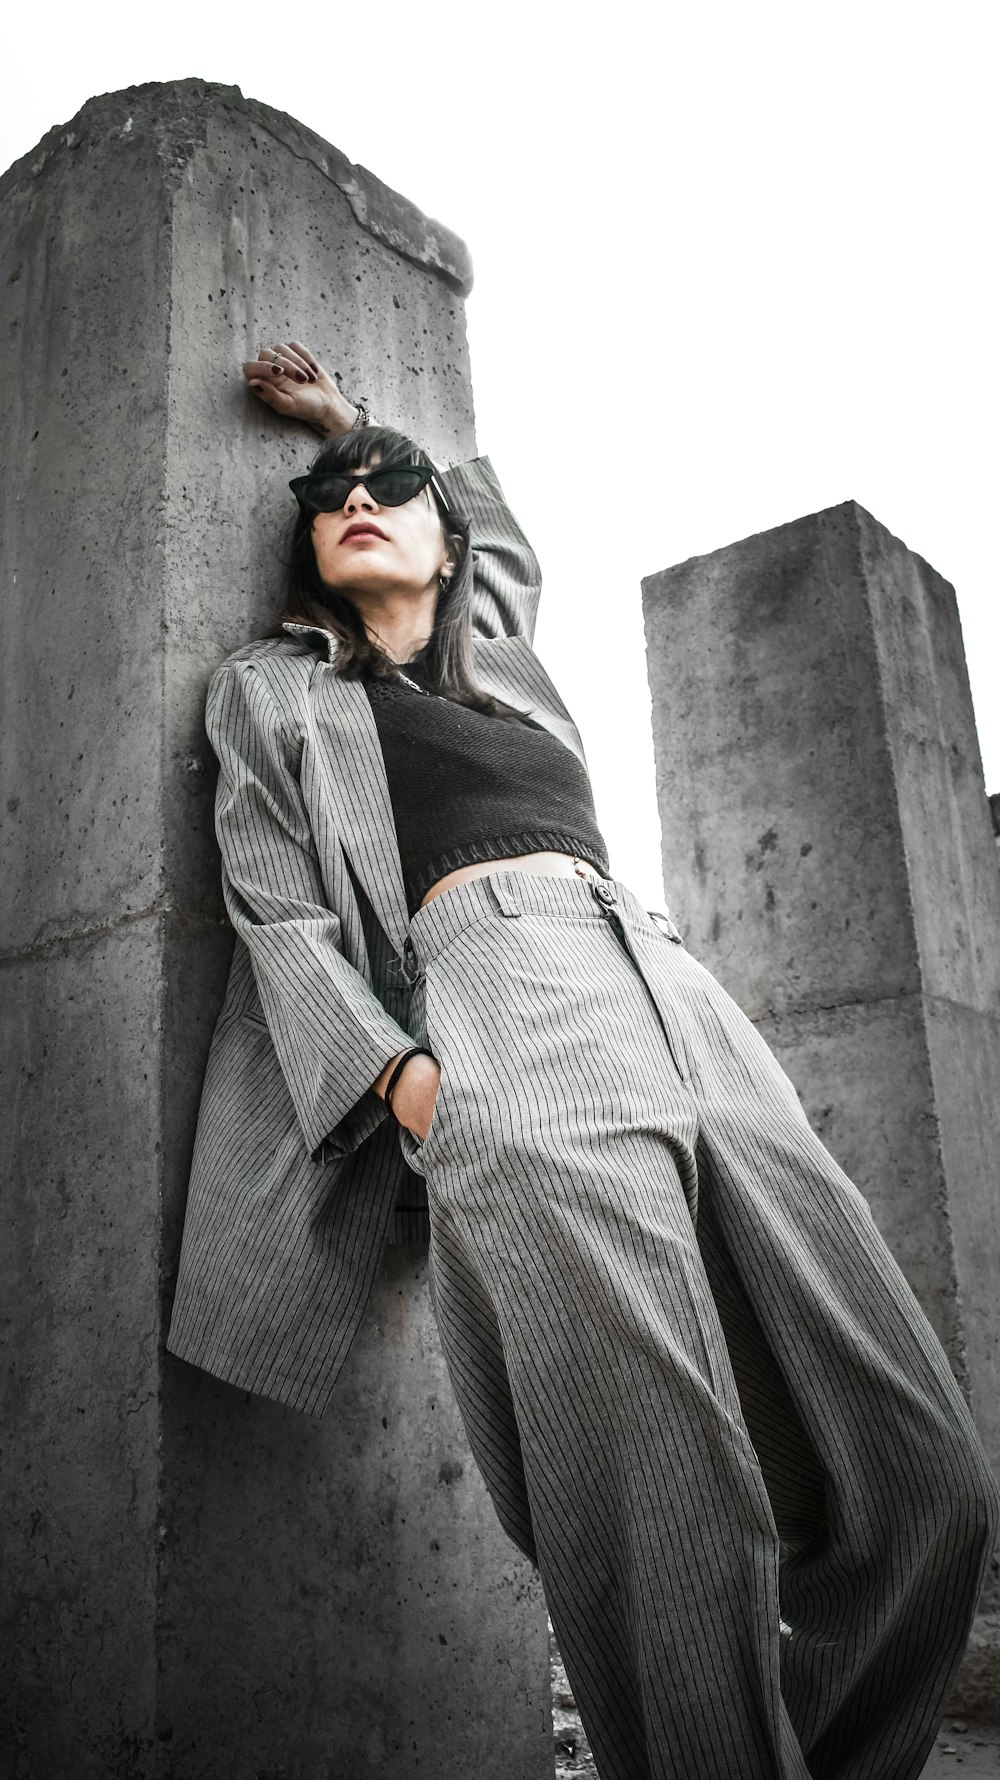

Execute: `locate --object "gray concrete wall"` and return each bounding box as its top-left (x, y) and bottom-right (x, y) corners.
top-left (158, 1250), bottom-right (551, 1779)
top-left (1, 80), bottom-right (551, 1779)
top-left (642, 501), bottom-right (1000, 1701)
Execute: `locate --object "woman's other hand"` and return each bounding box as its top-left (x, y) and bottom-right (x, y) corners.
top-left (242, 340), bottom-right (362, 438)
top-left (380, 1051), bottom-right (442, 1142)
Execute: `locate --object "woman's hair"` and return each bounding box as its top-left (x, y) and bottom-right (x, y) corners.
top-left (269, 425), bottom-right (525, 721)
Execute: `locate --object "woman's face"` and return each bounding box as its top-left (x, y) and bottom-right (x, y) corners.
top-left (310, 460), bottom-right (454, 599)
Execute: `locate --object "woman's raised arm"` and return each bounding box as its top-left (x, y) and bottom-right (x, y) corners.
top-left (243, 340), bottom-right (542, 644)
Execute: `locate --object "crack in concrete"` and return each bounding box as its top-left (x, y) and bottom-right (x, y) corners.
top-left (753, 992), bottom-right (912, 1022)
top-left (0, 895), bottom-right (227, 965)
top-left (753, 989), bottom-right (994, 1023)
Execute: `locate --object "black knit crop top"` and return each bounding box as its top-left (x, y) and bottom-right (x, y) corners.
top-left (364, 651), bottom-right (610, 915)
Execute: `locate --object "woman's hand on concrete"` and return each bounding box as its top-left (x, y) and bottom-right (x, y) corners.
top-left (242, 340), bottom-right (361, 437)
top-left (383, 1052), bottom-right (442, 1142)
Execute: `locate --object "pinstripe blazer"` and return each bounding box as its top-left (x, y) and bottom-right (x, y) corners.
top-left (166, 458), bottom-right (590, 1416)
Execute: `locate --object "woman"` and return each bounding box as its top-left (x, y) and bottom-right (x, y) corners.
top-left (167, 340), bottom-right (999, 1780)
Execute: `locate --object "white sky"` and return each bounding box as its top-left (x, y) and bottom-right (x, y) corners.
top-left (4, 0), bottom-right (997, 911)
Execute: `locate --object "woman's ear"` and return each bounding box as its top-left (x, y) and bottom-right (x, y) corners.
top-left (442, 528), bottom-right (465, 581)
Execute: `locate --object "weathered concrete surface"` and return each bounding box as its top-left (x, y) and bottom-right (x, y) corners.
top-left (0, 80), bottom-right (550, 1779)
top-left (159, 1249), bottom-right (550, 1779)
top-left (643, 501), bottom-right (1000, 1709)
top-left (1, 931), bottom-right (162, 1773)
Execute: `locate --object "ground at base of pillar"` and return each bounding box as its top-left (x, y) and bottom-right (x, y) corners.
top-left (551, 1630), bottom-right (598, 1779)
top-left (550, 1629), bottom-right (1000, 1778)
top-left (920, 1724), bottom-right (1000, 1777)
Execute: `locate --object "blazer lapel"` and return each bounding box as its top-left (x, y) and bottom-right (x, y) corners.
top-left (284, 625), bottom-right (412, 957)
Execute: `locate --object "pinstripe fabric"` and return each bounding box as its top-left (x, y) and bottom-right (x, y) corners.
top-left (166, 456), bottom-right (575, 1411)
top-left (397, 868), bottom-right (1000, 1780)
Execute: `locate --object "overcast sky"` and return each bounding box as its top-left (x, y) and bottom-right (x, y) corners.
top-left (5, 0), bottom-right (996, 910)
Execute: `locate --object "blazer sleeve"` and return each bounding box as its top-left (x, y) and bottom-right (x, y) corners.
top-left (436, 456), bottom-right (542, 645)
top-left (207, 659), bottom-right (416, 1161)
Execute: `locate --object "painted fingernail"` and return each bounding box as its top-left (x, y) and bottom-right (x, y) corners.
top-left (271, 364), bottom-right (283, 375)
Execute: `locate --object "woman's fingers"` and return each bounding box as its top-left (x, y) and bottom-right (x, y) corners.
top-left (240, 349), bottom-right (310, 389)
top-left (268, 341), bottom-right (317, 382)
top-left (241, 357), bottom-right (298, 393)
top-left (287, 340), bottom-right (325, 378)
top-left (240, 365), bottom-right (300, 413)
top-left (240, 342), bottom-right (341, 429)
top-left (241, 343), bottom-right (329, 407)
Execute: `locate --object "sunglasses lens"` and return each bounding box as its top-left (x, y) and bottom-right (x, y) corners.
top-left (300, 474), bottom-right (352, 512)
top-left (368, 467), bottom-right (431, 505)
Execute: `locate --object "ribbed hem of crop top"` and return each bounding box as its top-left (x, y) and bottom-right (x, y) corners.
top-left (364, 656), bottom-right (611, 917)
top-left (409, 830), bottom-right (608, 911)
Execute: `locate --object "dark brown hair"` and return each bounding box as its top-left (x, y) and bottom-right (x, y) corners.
top-left (269, 425), bottom-right (525, 721)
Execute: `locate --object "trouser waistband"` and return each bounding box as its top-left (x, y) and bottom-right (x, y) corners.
top-left (401, 867), bottom-right (682, 979)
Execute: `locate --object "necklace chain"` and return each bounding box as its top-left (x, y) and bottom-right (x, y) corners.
top-left (395, 667), bottom-right (449, 700)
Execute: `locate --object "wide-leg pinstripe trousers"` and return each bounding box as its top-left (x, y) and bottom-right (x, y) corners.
top-left (396, 868), bottom-right (999, 1780)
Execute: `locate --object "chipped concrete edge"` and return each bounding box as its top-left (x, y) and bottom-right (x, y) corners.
top-left (0, 78), bottom-right (474, 296)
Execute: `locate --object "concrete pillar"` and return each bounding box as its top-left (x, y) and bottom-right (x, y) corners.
top-left (0, 81), bottom-right (551, 1778)
top-left (643, 501), bottom-right (1000, 1710)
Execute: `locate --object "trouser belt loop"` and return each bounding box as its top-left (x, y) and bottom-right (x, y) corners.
top-left (486, 872), bottom-right (523, 919)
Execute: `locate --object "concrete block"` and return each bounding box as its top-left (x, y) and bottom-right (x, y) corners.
top-left (0, 129), bottom-right (170, 953)
top-left (158, 1247), bottom-right (551, 1780)
top-left (643, 504), bottom-right (922, 1019)
top-left (0, 928), bottom-right (162, 1775)
top-left (753, 994), bottom-right (961, 1361)
top-left (1, 80), bottom-right (550, 1778)
top-left (643, 500), bottom-right (1000, 1690)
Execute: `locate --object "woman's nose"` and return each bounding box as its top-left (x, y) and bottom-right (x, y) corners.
top-left (344, 482), bottom-right (377, 514)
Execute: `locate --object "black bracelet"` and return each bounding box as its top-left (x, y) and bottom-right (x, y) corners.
top-left (383, 1047), bottom-right (436, 1121)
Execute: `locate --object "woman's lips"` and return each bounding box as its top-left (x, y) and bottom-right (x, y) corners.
top-left (341, 523), bottom-right (388, 542)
